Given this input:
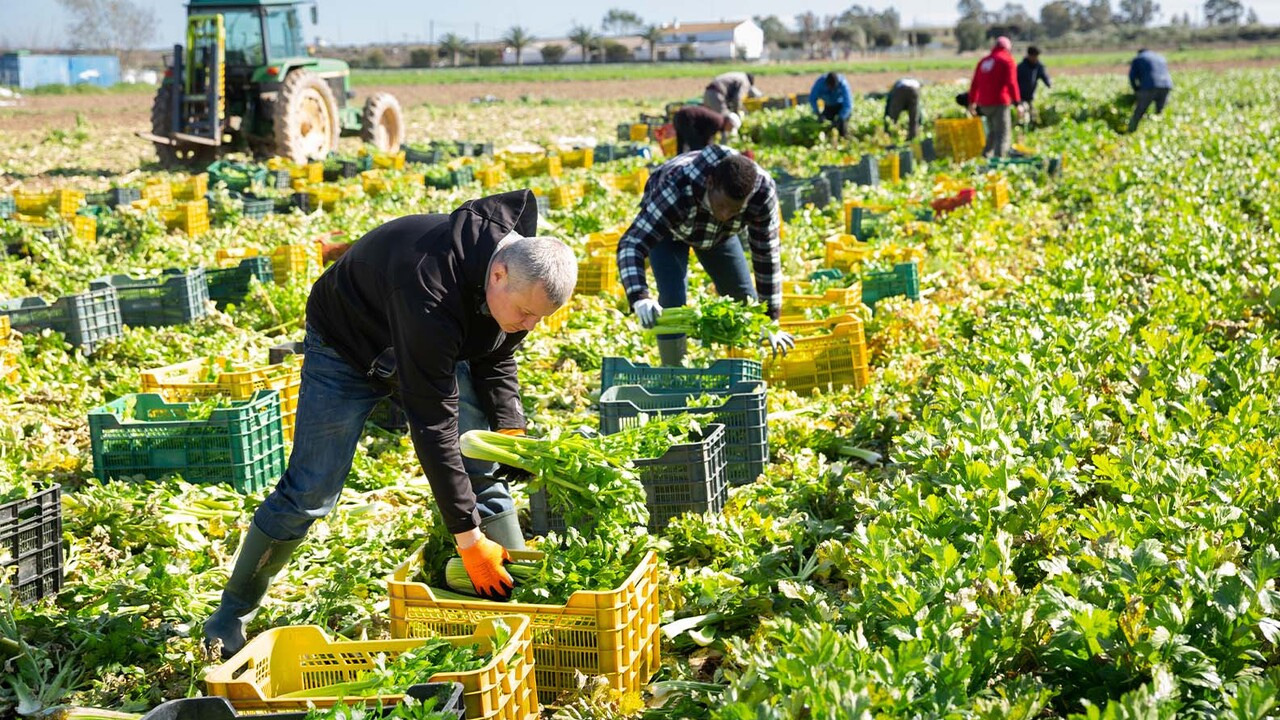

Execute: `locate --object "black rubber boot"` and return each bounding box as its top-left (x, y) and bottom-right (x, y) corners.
top-left (479, 509), bottom-right (526, 550)
top-left (657, 336), bottom-right (687, 367)
top-left (203, 522), bottom-right (303, 659)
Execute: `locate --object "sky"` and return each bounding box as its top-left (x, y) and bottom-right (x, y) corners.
top-left (1, 0), bottom-right (1277, 49)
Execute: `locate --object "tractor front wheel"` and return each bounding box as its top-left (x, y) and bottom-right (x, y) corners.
top-left (359, 92), bottom-right (405, 154)
top-left (272, 70), bottom-right (339, 164)
top-left (150, 84), bottom-right (216, 168)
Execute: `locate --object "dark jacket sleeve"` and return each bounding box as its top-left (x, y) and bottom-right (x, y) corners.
top-left (1040, 64), bottom-right (1051, 88)
top-left (388, 281), bottom-right (480, 535)
top-left (468, 332), bottom-right (527, 431)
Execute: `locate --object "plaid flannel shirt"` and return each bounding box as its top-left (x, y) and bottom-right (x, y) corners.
top-left (616, 145), bottom-right (782, 319)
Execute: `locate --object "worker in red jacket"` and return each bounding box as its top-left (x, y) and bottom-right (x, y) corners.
top-left (968, 36), bottom-right (1021, 158)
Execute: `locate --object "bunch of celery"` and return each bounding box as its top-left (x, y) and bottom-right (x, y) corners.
top-left (647, 297), bottom-right (770, 348)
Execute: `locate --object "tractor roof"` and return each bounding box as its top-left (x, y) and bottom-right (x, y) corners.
top-left (188, 0), bottom-right (305, 7)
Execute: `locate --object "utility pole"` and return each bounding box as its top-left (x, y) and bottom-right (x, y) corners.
top-left (475, 22), bottom-right (480, 65)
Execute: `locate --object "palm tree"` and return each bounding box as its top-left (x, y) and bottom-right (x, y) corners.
top-left (504, 26), bottom-right (533, 66)
top-left (438, 33), bottom-right (467, 67)
top-left (568, 24), bottom-right (598, 63)
top-left (641, 25), bottom-right (665, 62)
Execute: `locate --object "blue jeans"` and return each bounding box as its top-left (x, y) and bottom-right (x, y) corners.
top-left (254, 325), bottom-right (513, 541)
top-left (649, 237), bottom-right (758, 341)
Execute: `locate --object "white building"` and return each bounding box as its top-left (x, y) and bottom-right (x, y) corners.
top-left (656, 19), bottom-right (765, 61)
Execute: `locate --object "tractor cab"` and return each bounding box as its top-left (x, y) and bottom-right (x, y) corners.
top-left (140, 0), bottom-right (403, 167)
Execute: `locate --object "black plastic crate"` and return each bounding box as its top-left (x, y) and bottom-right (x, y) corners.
top-left (531, 423), bottom-right (728, 534)
top-left (851, 154), bottom-right (879, 186)
top-left (207, 256), bottom-right (274, 308)
top-left (898, 149), bottom-right (915, 176)
top-left (269, 341), bottom-right (407, 433)
top-left (820, 166), bottom-right (845, 203)
top-left (0, 286), bottom-right (123, 354)
top-left (920, 138), bottom-right (937, 163)
top-left (599, 381), bottom-right (767, 486)
top-left (0, 484), bottom-right (63, 604)
top-left (86, 187), bottom-right (141, 208)
top-left (91, 268), bottom-right (210, 327)
top-left (139, 683), bottom-right (465, 720)
top-left (291, 192), bottom-right (312, 213)
top-left (776, 183), bottom-right (805, 221)
top-left (601, 357), bottom-right (762, 394)
top-left (403, 144), bottom-right (446, 165)
top-left (803, 175), bottom-right (831, 209)
top-left (763, 96), bottom-right (793, 110)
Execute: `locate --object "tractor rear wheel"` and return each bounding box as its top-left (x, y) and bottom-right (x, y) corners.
top-left (272, 70), bottom-right (339, 164)
top-left (150, 84), bottom-right (216, 168)
top-left (359, 92), bottom-right (405, 153)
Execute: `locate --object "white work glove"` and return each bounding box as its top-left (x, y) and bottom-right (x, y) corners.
top-left (632, 298), bottom-right (663, 329)
top-left (762, 328), bottom-right (795, 357)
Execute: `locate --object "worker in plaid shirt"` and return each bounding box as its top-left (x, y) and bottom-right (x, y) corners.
top-left (617, 145), bottom-right (794, 366)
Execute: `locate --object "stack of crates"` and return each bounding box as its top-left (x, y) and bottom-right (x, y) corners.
top-left (600, 378), bottom-right (767, 487)
top-left (934, 118), bottom-right (986, 161)
top-left (90, 268), bottom-right (210, 327)
top-left (14, 189), bottom-right (84, 219)
top-left (763, 319), bottom-right (871, 394)
top-left (140, 179), bottom-right (174, 207)
top-left (160, 199), bottom-right (210, 235)
top-left (270, 243), bottom-right (325, 285)
top-left (549, 182), bottom-right (585, 210)
top-left (575, 250), bottom-right (623, 298)
top-left (172, 173), bottom-right (209, 201)
top-left (88, 390), bottom-right (285, 493)
top-left (0, 286), bottom-right (122, 354)
top-left (475, 163), bottom-right (506, 188)
top-left (0, 485), bottom-right (63, 604)
top-left (780, 286), bottom-right (865, 324)
top-left (862, 261), bottom-right (921, 307)
top-left (142, 354), bottom-right (303, 442)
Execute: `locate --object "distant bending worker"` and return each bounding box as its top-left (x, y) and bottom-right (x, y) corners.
top-left (884, 78), bottom-right (922, 140)
top-left (704, 71), bottom-right (761, 115)
top-left (672, 105), bottom-right (741, 153)
top-left (809, 72), bottom-right (853, 137)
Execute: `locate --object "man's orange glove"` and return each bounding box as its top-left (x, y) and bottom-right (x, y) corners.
top-left (459, 536), bottom-right (514, 601)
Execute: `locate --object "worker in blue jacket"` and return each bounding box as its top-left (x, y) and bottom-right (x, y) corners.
top-left (809, 72), bottom-right (853, 138)
top-left (1127, 48), bottom-right (1173, 133)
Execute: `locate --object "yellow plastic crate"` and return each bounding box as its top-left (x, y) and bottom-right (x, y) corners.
top-left (205, 615), bottom-right (539, 720)
top-left (0, 350), bottom-right (16, 384)
top-left (823, 234), bottom-right (874, 272)
top-left (477, 164), bottom-right (506, 188)
top-left (628, 123), bottom-right (649, 142)
top-left (781, 312), bottom-right (863, 337)
top-left (764, 320), bottom-right (871, 394)
top-left (743, 96), bottom-right (766, 112)
top-left (15, 189), bottom-right (84, 220)
top-left (585, 228), bottom-right (624, 255)
top-left (71, 215), bottom-right (96, 242)
top-left (557, 147), bottom-right (593, 169)
top-left (659, 137), bottom-right (677, 157)
top-left (618, 168), bottom-right (649, 194)
top-left (161, 200), bottom-right (210, 236)
top-left (934, 118), bottom-right (985, 161)
top-left (0, 315), bottom-right (9, 341)
top-left (372, 150), bottom-right (407, 170)
top-left (271, 242), bottom-right (326, 284)
top-left (541, 302), bottom-right (572, 334)
top-left (780, 285), bottom-right (864, 322)
top-left (987, 176), bottom-right (1010, 210)
top-left (360, 170), bottom-right (390, 196)
top-left (575, 251), bottom-right (624, 298)
top-left (303, 183), bottom-right (359, 211)
top-left (141, 355), bottom-right (303, 442)
top-left (142, 180), bottom-right (174, 206)
top-left (549, 182), bottom-right (584, 210)
top-left (389, 547), bottom-right (660, 708)
top-left (878, 154), bottom-right (900, 183)
top-left (173, 173), bottom-right (209, 201)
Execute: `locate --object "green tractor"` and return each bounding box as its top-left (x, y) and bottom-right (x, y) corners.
top-left (141, 0), bottom-right (404, 167)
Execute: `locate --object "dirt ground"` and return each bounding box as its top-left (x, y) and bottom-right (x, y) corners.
top-left (3, 55), bottom-right (1277, 136)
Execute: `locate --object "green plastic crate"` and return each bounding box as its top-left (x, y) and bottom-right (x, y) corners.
top-left (862, 262), bottom-right (920, 307)
top-left (89, 390), bottom-right (285, 493)
top-left (91, 268), bottom-right (210, 327)
top-left (601, 357), bottom-right (762, 394)
top-left (206, 257), bottom-right (274, 308)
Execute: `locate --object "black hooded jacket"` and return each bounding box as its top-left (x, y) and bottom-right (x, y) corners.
top-left (306, 190), bottom-right (537, 533)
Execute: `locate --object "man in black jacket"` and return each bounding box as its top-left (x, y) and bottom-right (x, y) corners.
top-left (204, 190), bottom-right (577, 658)
top-left (1016, 46), bottom-right (1051, 124)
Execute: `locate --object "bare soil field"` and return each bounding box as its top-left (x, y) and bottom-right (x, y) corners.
top-left (3, 55), bottom-right (1277, 136)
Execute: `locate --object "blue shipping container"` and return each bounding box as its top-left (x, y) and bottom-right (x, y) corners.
top-left (0, 53), bottom-right (119, 89)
